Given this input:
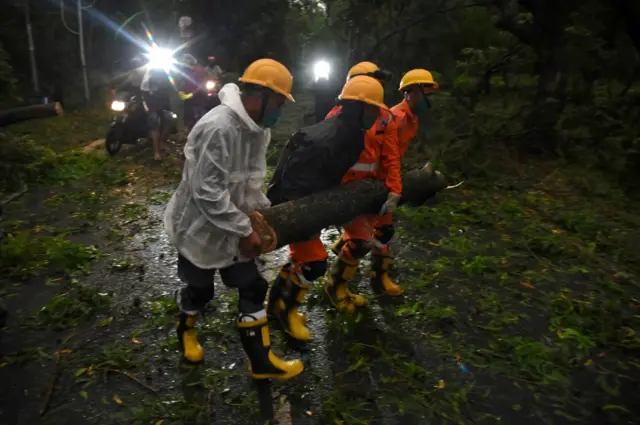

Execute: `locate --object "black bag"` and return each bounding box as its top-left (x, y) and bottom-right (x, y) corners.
top-left (267, 104), bottom-right (365, 205)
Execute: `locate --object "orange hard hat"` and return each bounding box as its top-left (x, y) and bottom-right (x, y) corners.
top-left (239, 58), bottom-right (295, 102)
top-left (338, 75), bottom-right (389, 110)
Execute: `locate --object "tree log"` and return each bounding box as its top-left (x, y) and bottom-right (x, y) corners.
top-left (254, 164), bottom-right (447, 252)
top-left (0, 103), bottom-right (64, 127)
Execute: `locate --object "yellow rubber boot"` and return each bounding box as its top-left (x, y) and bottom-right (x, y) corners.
top-left (176, 314), bottom-right (204, 363)
top-left (371, 249), bottom-right (404, 296)
top-left (331, 236), bottom-right (365, 306)
top-left (238, 310), bottom-right (304, 380)
top-left (324, 252), bottom-right (365, 311)
top-left (345, 287), bottom-right (367, 308)
top-left (267, 267), bottom-right (312, 342)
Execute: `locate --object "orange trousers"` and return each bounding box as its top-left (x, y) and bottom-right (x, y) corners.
top-left (289, 233), bottom-right (328, 264)
top-left (343, 213), bottom-right (393, 243)
top-left (290, 213), bottom-right (394, 263)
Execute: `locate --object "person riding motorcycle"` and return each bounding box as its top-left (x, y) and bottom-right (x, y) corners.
top-left (164, 58), bottom-right (304, 380)
top-left (140, 61), bottom-right (173, 161)
top-left (312, 73), bottom-right (339, 124)
top-left (126, 56), bottom-right (146, 93)
top-left (111, 56), bottom-right (145, 97)
top-left (205, 56), bottom-right (224, 80)
top-left (266, 75), bottom-right (389, 342)
top-left (180, 54), bottom-right (209, 131)
top-left (331, 68), bottom-right (440, 300)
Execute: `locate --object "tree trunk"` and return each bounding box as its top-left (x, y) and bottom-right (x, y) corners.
top-left (253, 165), bottom-right (448, 252)
top-left (521, 29), bottom-right (568, 154)
top-left (0, 102), bottom-right (63, 127)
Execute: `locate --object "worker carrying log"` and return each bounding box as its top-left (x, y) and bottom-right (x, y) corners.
top-left (330, 67), bottom-right (440, 306)
top-left (322, 61), bottom-right (403, 312)
top-left (163, 58), bottom-right (305, 381)
top-left (266, 75), bottom-right (389, 342)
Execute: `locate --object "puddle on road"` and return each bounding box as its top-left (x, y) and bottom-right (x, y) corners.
top-left (131, 203), bottom-right (181, 293)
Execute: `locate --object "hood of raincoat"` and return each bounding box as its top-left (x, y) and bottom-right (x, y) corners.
top-left (219, 83), bottom-right (266, 134)
top-left (163, 83), bottom-right (271, 269)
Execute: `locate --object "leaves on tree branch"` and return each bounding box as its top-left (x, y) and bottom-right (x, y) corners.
top-left (366, 0), bottom-right (495, 57)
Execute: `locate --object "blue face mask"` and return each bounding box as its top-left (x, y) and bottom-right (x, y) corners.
top-left (362, 114), bottom-right (377, 130)
top-left (262, 108), bottom-right (281, 128)
top-left (412, 97), bottom-right (431, 114)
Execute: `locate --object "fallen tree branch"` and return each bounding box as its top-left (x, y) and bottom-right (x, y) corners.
top-left (1, 185), bottom-right (28, 207)
top-left (0, 102), bottom-right (63, 127)
top-left (252, 163), bottom-right (448, 251)
top-left (40, 352), bottom-right (61, 417)
top-left (105, 368), bottom-right (159, 394)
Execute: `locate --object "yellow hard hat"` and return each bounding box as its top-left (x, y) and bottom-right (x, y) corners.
top-left (347, 61), bottom-right (380, 79)
top-left (338, 75), bottom-right (389, 110)
top-left (239, 58), bottom-right (295, 102)
top-left (399, 69), bottom-right (439, 91)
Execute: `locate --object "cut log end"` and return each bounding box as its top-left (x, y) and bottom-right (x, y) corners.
top-left (53, 102), bottom-right (64, 116)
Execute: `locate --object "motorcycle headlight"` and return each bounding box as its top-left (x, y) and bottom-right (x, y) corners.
top-left (111, 100), bottom-right (126, 112)
top-left (205, 80), bottom-right (216, 91)
top-left (146, 46), bottom-right (175, 70)
top-left (313, 60), bottom-right (331, 82)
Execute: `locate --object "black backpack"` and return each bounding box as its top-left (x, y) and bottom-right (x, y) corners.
top-left (267, 104), bottom-right (366, 205)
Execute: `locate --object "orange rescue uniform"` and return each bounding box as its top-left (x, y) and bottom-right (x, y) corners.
top-left (288, 105), bottom-right (402, 264)
top-left (373, 99), bottom-right (419, 227)
top-left (390, 99), bottom-right (419, 157)
top-left (325, 104), bottom-right (401, 243)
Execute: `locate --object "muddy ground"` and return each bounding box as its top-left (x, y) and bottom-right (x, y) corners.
top-left (1, 96), bottom-right (639, 425)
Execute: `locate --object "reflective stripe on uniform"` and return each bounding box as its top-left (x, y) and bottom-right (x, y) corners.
top-left (350, 162), bottom-right (378, 172)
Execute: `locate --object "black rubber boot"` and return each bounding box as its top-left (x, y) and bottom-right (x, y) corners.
top-left (237, 311), bottom-right (304, 380)
top-left (324, 251), bottom-right (365, 311)
top-left (370, 247), bottom-right (404, 296)
top-left (267, 266), bottom-right (311, 342)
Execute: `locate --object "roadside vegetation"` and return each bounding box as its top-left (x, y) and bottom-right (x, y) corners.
top-left (2, 0), bottom-right (640, 422)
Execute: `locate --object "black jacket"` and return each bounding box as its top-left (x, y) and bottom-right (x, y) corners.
top-left (267, 103), bottom-right (365, 205)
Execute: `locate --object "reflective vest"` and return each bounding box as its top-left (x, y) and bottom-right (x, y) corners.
top-left (325, 105), bottom-right (402, 194)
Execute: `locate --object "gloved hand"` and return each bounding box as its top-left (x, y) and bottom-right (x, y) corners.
top-left (239, 231), bottom-right (262, 258)
top-left (379, 193), bottom-right (401, 215)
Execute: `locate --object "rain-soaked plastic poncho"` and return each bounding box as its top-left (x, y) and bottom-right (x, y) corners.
top-left (164, 83), bottom-right (270, 269)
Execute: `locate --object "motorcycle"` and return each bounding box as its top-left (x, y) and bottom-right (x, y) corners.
top-left (104, 91), bottom-right (178, 156)
top-left (184, 79), bottom-right (221, 131)
top-left (204, 79), bottom-right (222, 110)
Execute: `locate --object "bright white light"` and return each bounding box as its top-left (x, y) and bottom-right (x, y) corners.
top-left (205, 80), bottom-right (216, 91)
top-left (313, 60), bottom-right (331, 82)
top-left (110, 100), bottom-right (126, 111)
top-left (146, 47), bottom-right (175, 70)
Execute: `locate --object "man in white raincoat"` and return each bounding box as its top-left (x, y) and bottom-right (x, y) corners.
top-left (164, 59), bottom-right (303, 380)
